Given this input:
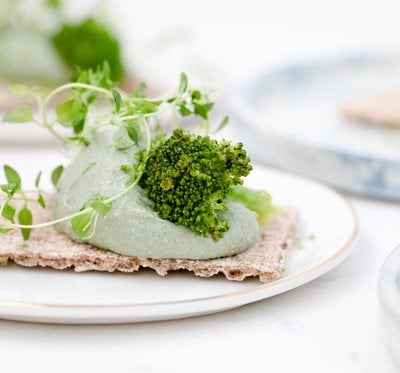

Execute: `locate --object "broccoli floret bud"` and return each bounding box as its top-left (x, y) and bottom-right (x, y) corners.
top-left (139, 129), bottom-right (252, 240)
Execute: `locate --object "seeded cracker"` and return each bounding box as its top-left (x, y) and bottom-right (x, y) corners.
top-left (0, 201), bottom-right (298, 283)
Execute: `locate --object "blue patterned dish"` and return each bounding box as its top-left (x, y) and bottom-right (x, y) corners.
top-left (230, 54), bottom-right (400, 199)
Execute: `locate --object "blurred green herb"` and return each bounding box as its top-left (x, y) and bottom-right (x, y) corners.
top-left (52, 18), bottom-right (124, 82)
top-left (0, 1), bottom-right (125, 83)
top-left (51, 165), bottom-right (64, 187)
top-left (3, 107), bottom-right (33, 123)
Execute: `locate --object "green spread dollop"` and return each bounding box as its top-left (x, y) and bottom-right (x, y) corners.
top-left (53, 129), bottom-right (259, 260)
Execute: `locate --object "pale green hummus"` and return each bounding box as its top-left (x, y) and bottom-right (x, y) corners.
top-left (53, 128), bottom-right (259, 259)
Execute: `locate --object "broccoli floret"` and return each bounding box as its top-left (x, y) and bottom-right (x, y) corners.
top-left (228, 185), bottom-right (279, 226)
top-left (52, 18), bottom-right (124, 82)
top-left (139, 129), bottom-right (252, 240)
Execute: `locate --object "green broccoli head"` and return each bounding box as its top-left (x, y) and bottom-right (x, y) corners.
top-left (52, 18), bottom-right (124, 82)
top-left (139, 129), bottom-right (252, 240)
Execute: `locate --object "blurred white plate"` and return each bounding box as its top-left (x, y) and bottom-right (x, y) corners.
top-left (0, 166), bottom-right (358, 324)
top-left (230, 54), bottom-right (400, 199)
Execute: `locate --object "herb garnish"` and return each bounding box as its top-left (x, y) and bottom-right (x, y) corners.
top-left (0, 66), bottom-right (229, 240)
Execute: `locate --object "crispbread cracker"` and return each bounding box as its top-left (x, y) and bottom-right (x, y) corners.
top-left (342, 91), bottom-right (400, 128)
top-left (0, 203), bottom-right (298, 283)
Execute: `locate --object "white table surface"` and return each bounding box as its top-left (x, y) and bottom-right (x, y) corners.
top-left (1, 0), bottom-right (400, 370)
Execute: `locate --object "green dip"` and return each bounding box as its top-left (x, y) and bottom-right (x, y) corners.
top-left (53, 128), bottom-right (259, 259)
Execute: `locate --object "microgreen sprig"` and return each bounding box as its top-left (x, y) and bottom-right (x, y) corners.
top-left (4, 64), bottom-right (224, 146)
top-left (1, 65), bottom-right (228, 240)
top-left (0, 165), bottom-right (48, 239)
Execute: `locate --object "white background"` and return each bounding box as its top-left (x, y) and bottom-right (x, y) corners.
top-left (1, 0), bottom-right (400, 372)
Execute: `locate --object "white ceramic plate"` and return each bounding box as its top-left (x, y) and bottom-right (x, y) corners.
top-left (0, 166), bottom-right (358, 324)
top-left (230, 54), bottom-right (400, 199)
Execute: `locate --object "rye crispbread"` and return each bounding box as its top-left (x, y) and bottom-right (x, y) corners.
top-left (0, 203), bottom-right (298, 283)
top-left (343, 91), bottom-right (400, 128)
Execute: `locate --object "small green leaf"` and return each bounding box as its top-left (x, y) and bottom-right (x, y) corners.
top-left (18, 207), bottom-right (32, 240)
top-left (0, 227), bottom-right (13, 234)
top-left (178, 103), bottom-right (192, 117)
top-left (111, 88), bottom-right (122, 113)
top-left (191, 90), bottom-right (202, 100)
top-left (178, 72), bottom-right (188, 94)
top-left (72, 113), bottom-right (86, 134)
top-left (91, 200), bottom-right (111, 218)
top-left (87, 91), bottom-right (98, 104)
top-left (0, 183), bottom-right (18, 196)
top-left (3, 107), bottom-right (33, 123)
top-left (51, 165), bottom-right (64, 187)
top-left (214, 115), bottom-right (229, 133)
top-left (56, 99), bottom-right (75, 125)
top-left (55, 99), bottom-right (87, 132)
top-left (4, 165), bottom-right (21, 189)
top-left (130, 100), bottom-right (162, 115)
top-left (9, 84), bottom-right (31, 96)
top-left (71, 211), bottom-right (94, 239)
top-left (194, 102), bottom-right (214, 120)
top-left (124, 121), bottom-right (139, 144)
top-left (2, 202), bottom-right (15, 222)
top-left (126, 127), bottom-right (138, 143)
top-left (38, 194), bottom-right (46, 208)
top-left (35, 171), bottom-right (42, 188)
top-left (120, 164), bottom-right (134, 175)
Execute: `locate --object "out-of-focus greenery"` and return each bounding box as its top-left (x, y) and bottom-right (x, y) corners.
top-left (53, 18), bottom-right (124, 82)
top-left (0, 0), bottom-right (125, 84)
